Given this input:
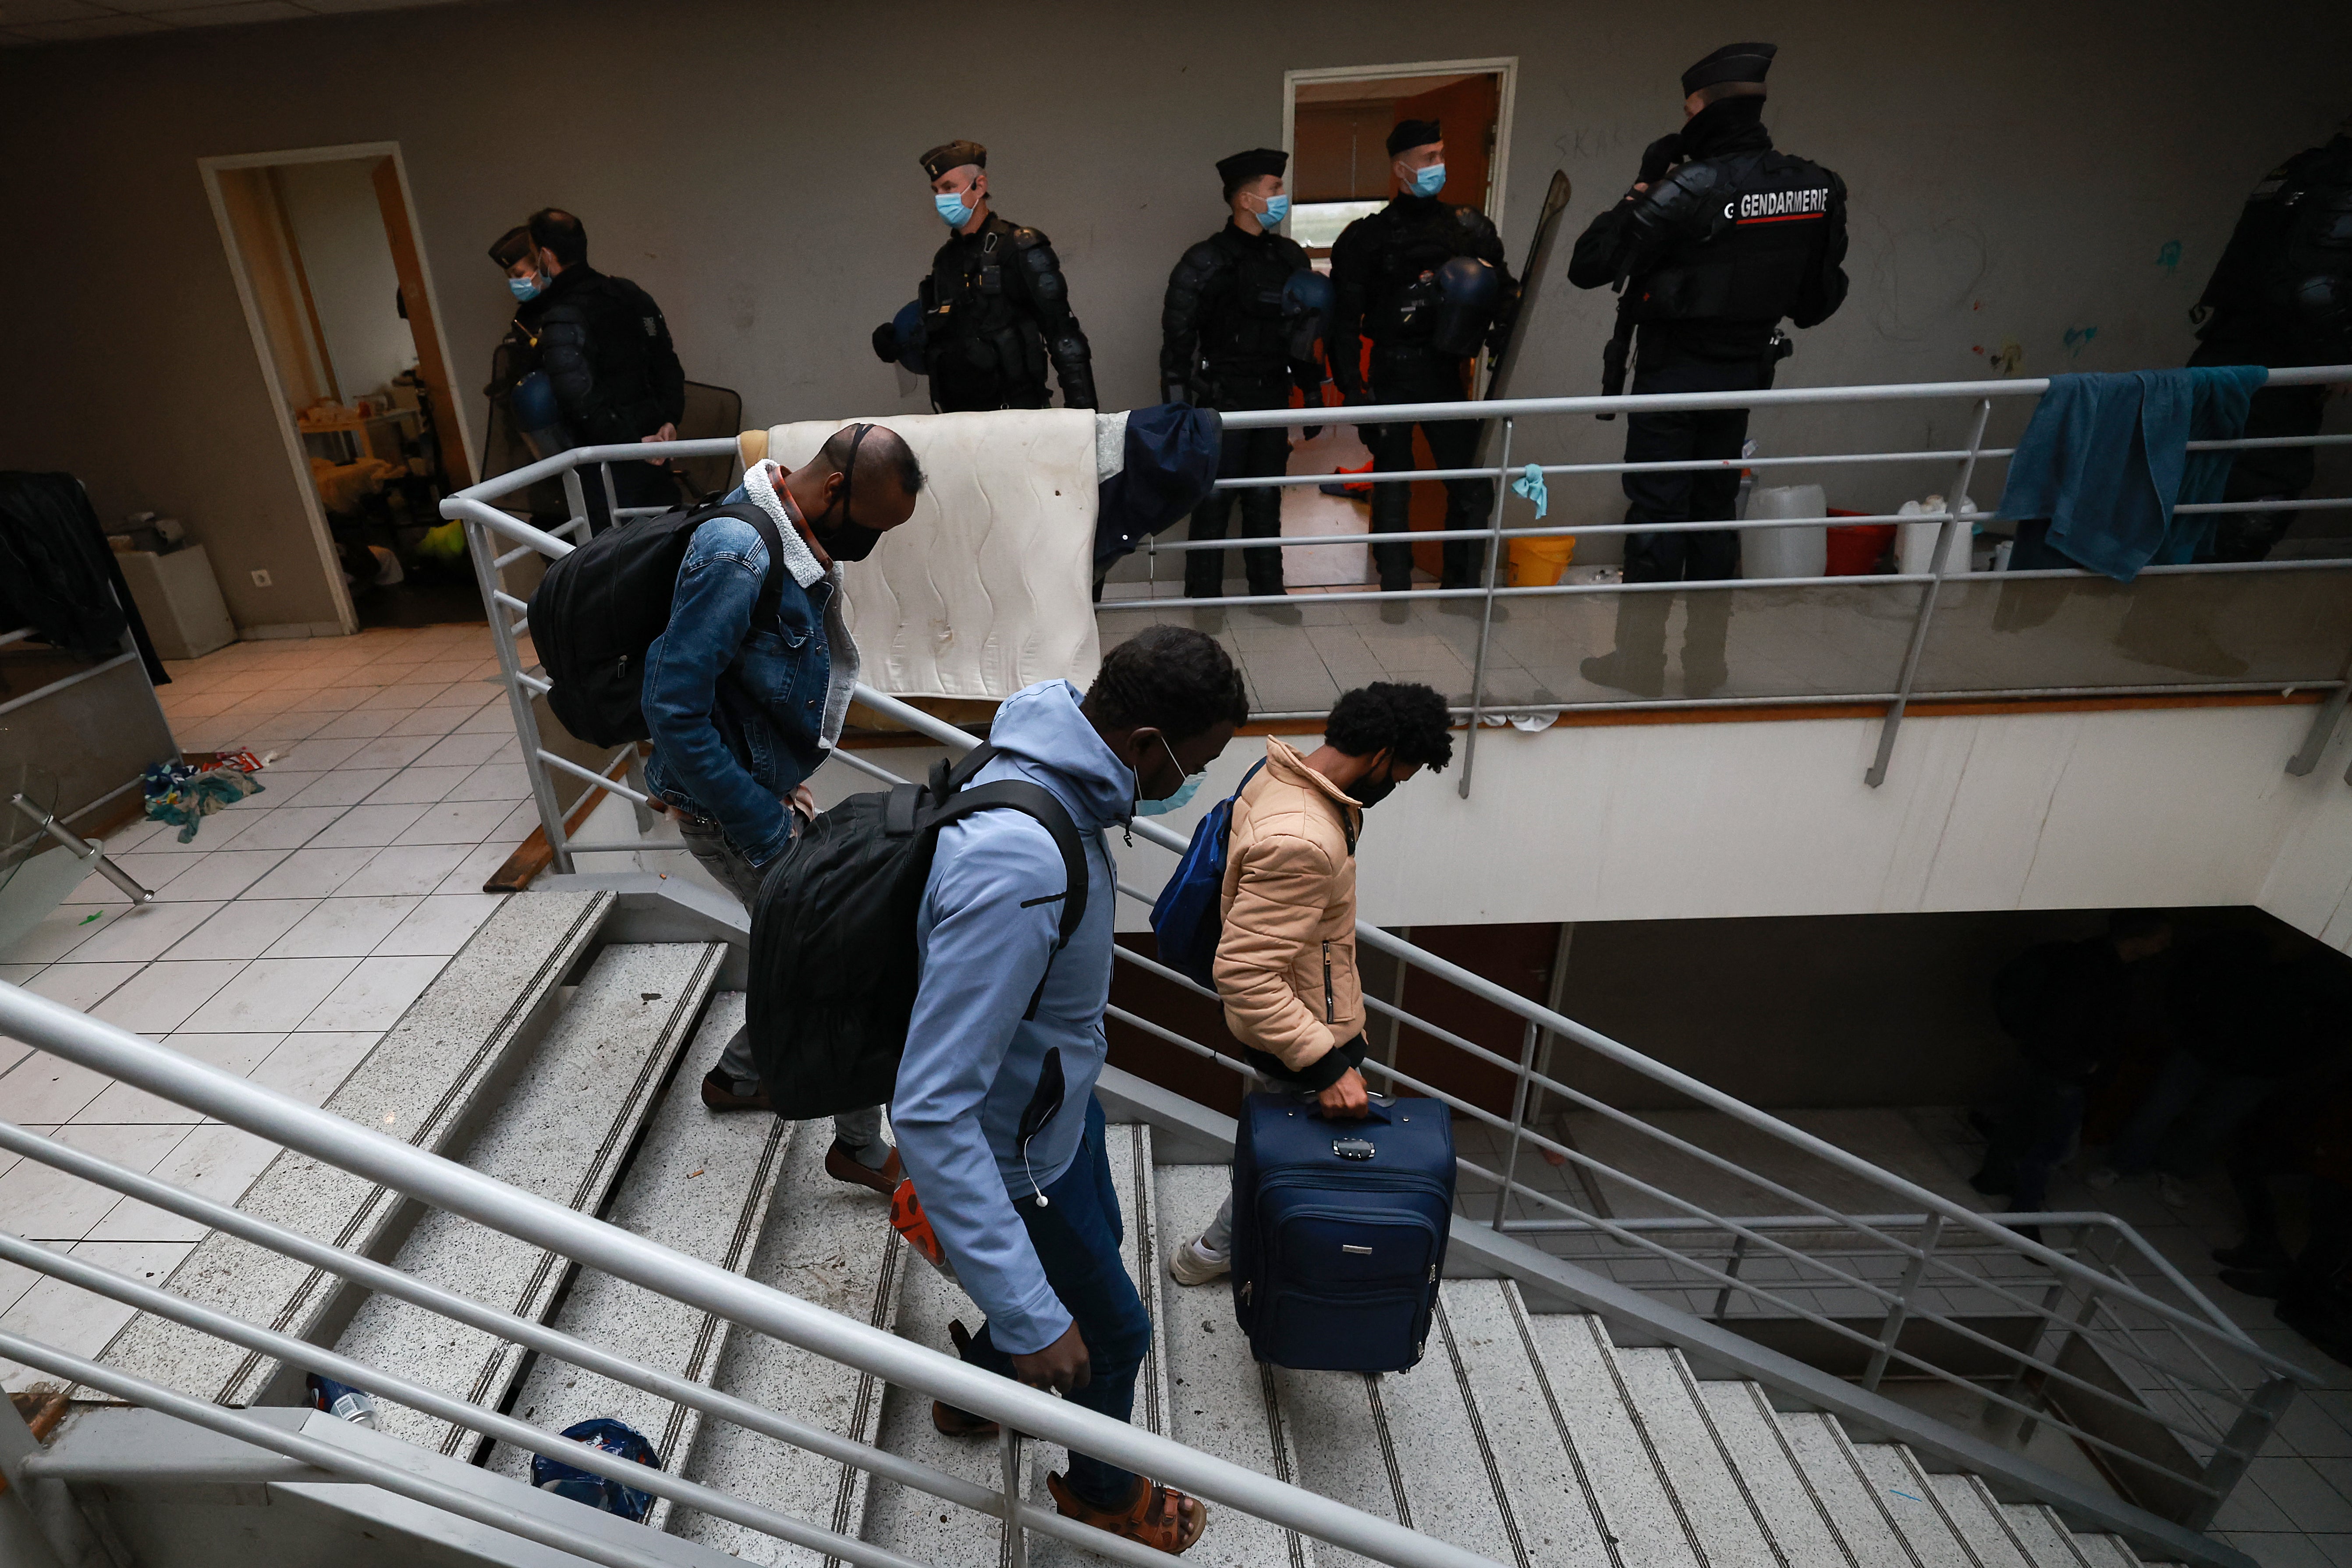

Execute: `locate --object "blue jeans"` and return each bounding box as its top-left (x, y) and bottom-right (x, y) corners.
top-left (2109, 1047), bottom-right (2280, 1180)
top-left (950, 1097), bottom-right (1149, 1509)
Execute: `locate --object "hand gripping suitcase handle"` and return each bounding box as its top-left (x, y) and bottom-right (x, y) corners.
top-left (1290, 1090), bottom-right (1394, 1125)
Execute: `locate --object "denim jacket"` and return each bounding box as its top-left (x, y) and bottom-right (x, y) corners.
top-left (642, 462), bottom-right (861, 866)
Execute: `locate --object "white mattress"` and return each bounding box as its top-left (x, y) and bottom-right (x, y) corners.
top-left (762, 411), bottom-right (1102, 701)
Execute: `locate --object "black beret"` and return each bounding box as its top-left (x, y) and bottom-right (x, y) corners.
top-left (1215, 147), bottom-right (1288, 187)
top-left (488, 225), bottom-right (532, 268)
top-left (920, 140), bottom-right (988, 180)
top-left (1387, 119), bottom-right (1441, 158)
top-left (1682, 42), bottom-right (1777, 96)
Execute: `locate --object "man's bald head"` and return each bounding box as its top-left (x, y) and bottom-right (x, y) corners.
top-left (815, 422), bottom-right (923, 508)
top-left (778, 422), bottom-right (924, 563)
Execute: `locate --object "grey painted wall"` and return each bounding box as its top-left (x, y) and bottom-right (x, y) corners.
top-left (2, 0), bottom-right (2346, 635)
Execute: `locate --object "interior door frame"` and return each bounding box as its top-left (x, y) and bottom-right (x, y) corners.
top-left (1281, 57), bottom-right (1521, 234)
top-left (197, 141), bottom-right (479, 636)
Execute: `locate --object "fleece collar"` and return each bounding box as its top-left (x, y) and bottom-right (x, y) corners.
top-left (743, 460), bottom-right (830, 590)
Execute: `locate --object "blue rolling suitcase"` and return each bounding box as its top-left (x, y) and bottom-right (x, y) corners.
top-left (1230, 1092), bottom-right (1454, 1372)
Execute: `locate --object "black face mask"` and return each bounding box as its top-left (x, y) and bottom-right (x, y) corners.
top-left (1352, 769), bottom-right (1399, 809)
top-left (816, 422), bottom-right (887, 563)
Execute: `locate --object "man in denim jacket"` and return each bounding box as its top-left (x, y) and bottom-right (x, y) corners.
top-left (644, 422), bottom-right (924, 1195)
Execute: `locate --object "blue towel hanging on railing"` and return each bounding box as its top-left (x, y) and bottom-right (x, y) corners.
top-left (1995, 365), bottom-right (2267, 581)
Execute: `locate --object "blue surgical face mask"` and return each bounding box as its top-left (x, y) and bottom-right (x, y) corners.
top-left (1408, 163), bottom-right (1447, 199)
top-left (1258, 194), bottom-right (1291, 226)
top-left (507, 273), bottom-right (543, 302)
top-left (1133, 734), bottom-right (1206, 816)
top-left (934, 190), bottom-right (974, 227)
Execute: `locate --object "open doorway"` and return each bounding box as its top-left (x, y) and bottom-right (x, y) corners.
top-left (1284, 60), bottom-right (1516, 253)
top-left (202, 144), bottom-right (482, 631)
top-left (1267, 60), bottom-right (1518, 587)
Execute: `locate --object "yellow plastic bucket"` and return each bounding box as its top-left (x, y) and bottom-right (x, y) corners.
top-left (1508, 534), bottom-right (1575, 587)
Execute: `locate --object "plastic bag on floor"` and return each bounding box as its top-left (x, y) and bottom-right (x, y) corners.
top-left (532, 1416), bottom-right (660, 1522)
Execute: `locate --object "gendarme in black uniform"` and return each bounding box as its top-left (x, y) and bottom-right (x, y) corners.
top-left (1162, 147), bottom-right (1324, 600)
top-left (512, 242), bottom-right (687, 519)
top-left (2186, 129), bottom-right (2352, 560)
top-left (1568, 43), bottom-right (1848, 697)
top-left (1330, 119), bottom-right (1521, 593)
top-left (882, 140), bottom-right (1096, 413)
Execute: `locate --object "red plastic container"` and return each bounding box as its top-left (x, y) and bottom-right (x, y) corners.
top-left (1824, 508), bottom-right (1895, 575)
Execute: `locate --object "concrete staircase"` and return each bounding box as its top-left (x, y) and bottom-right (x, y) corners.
top-left (633, 1119), bottom-right (2181, 1568)
top-left (67, 904), bottom-right (2205, 1568)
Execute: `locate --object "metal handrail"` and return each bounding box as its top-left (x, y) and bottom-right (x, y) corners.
top-left (838, 683), bottom-right (2307, 1512)
top-left (0, 1118), bottom-right (1175, 1568)
top-left (421, 375), bottom-right (2325, 1529)
top-left (857, 682), bottom-right (2303, 1378)
top-left (1209, 363), bottom-right (2352, 428)
top-left (0, 982), bottom-right (1502, 1568)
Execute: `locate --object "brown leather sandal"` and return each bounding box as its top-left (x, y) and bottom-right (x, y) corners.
top-left (825, 1139), bottom-right (902, 1197)
top-left (1047, 1471), bottom-right (1208, 1555)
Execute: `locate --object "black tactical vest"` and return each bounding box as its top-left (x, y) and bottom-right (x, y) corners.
top-left (1631, 150), bottom-right (1843, 332)
top-left (922, 215), bottom-right (1050, 407)
top-left (1359, 200), bottom-right (1497, 352)
top-left (1199, 229), bottom-right (1309, 386)
top-left (2198, 136), bottom-right (2352, 365)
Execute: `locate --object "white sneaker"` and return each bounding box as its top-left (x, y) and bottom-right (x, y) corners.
top-left (2155, 1173), bottom-right (2193, 1210)
top-left (2083, 1165), bottom-right (2121, 1191)
top-left (1168, 1236), bottom-right (1230, 1286)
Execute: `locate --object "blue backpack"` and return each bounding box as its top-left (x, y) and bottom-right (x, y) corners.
top-left (1149, 759), bottom-right (1265, 987)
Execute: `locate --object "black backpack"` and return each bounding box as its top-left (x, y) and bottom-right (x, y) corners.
top-left (527, 499), bottom-right (779, 747)
top-left (746, 744), bottom-right (1088, 1120)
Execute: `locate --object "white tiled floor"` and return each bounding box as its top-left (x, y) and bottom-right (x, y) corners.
top-left (0, 623), bottom-right (523, 1388)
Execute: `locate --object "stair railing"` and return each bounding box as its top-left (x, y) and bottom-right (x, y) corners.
top-left (0, 980), bottom-right (1505, 1568)
top-left (843, 683), bottom-right (2316, 1533)
top-left (440, 367), bottom-right (2352, 873)
top-left (1105, 366), bottom-right (2352, 796)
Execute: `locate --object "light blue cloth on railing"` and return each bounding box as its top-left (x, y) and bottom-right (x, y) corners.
top-left (1511, 462), bottom-right (1550, 519)
top-left (1994, 365), bottom-right (2267, 581)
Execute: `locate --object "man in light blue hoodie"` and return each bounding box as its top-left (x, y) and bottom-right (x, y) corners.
top-left (894, 626), bottom-right (1244, 1556)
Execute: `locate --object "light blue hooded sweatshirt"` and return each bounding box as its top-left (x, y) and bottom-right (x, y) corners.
top-left (892, 678), bottom-right (1132, 1355)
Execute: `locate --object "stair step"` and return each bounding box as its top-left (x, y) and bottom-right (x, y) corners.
top-left (858, 1220), bottom-right (1018, 1567)
top-left (94, 890), bottom-right (613, 1407)
top-left (1608, 1346), bottom-right (1781, 1568)
top-left (479, 992), bottom-right (793, 1529)
top-left (1998, 1502), bottom-right (2107, 1568)
top-left (1433, 1281), bottom-right (1622, 1568)
top-left (1926, 1471), bottom-right (2038, 1568)
top-left (1259, 1284), bottom-right (1525, 1567)
top-left (334, 939), bottom-right (725, 1456)
top-left (1778, 1411), bottom-right (1935, 1568)
top-left (1518, 1310), bottom-right (1707, 1568)
top-left (666, 1104), bottom-right (909, 1562)
top-left (1154, 1162), bottom-right (1316, 1568)
top-left (2071, 1535), bottom-right (2151, 1568)
top-left (1690, 1378), bottom-right (1863, 1567)
top-left (1844, 1439), bottom-right (1985, 1568)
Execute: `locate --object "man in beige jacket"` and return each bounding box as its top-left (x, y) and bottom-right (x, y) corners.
top-left (1170, 681), bottom-right (1455, 1286)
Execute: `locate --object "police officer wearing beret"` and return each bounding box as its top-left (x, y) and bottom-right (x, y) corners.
top-left (1161, 148), bottom-right (1327, 603)
top-left (1568, 43), bottom-right (1849, 697)
top-left (873, 141), bottom-right (1097, 412)
top-left (1328, 118), bottom-right (1521, 599)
